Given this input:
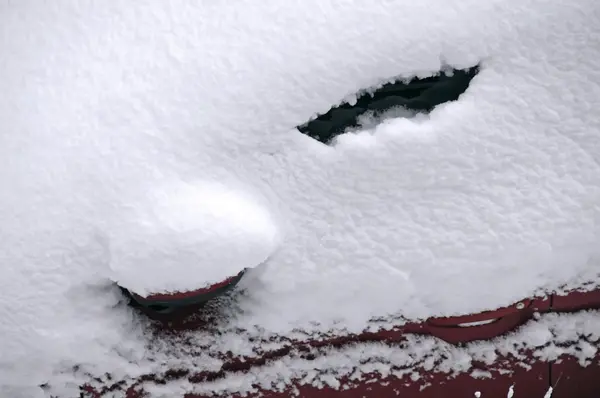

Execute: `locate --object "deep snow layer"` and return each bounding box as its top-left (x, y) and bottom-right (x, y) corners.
top-left (109, 181), bottom-right (279, 296)
top-left (1, 0), bottom-right (600, 393)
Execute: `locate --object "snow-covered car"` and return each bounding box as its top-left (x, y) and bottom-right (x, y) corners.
top-left (1, 1), bottom-right (600, 398)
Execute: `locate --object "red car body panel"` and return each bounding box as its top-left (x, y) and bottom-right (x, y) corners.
top-left (82, 289), bottom-right (600, 398)
top-left (551, 289), bottom-right (600, 312)
top-left (183, 360), bottom-right (549, 398)
top-left (133, 276), bottom-right (239, 302)
top-left (552, 355), bottom-right (600, 398)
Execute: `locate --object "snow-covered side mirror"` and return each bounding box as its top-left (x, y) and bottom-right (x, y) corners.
top-left (108, 182), bottom-right (279, 314)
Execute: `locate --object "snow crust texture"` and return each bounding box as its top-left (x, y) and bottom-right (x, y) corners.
top-left (1, 0), bottom-right (600, 394)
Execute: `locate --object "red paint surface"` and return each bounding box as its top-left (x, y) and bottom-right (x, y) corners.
top-left (418, 297), bottom-right (552, 344)
top-left (551, 355), bottom-right (600, 398)
top-left (551, 289), bottom-right (600, 312)
top-left (185, 359), bottom-right (548, 398)
top-left (133, 276), bottom-right (239, 302)
top-left (80, 289), bottom-right (600, 398)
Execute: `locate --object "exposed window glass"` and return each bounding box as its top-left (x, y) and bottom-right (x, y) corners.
top-left (297, 65), bottom-right (479, 144)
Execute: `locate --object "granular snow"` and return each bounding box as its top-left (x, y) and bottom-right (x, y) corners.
top-left (1, 0), bottom-right (600, 395)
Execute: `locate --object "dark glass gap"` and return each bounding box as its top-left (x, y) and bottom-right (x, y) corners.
top-left (297, 65), bottom-right (479, 144)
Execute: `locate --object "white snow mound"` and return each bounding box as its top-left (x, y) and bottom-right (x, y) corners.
top-left (109, 182), bottom-right (279, 296)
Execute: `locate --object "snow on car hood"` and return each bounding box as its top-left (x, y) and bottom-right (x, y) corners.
top-left (1, 0), bottom-right (600, 393)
